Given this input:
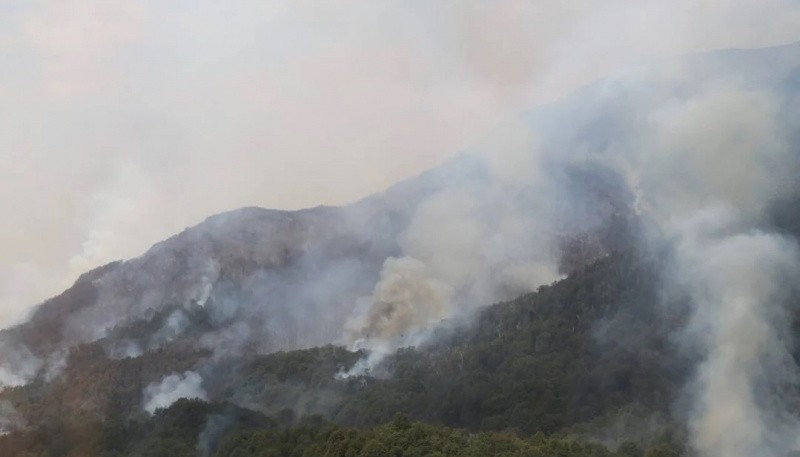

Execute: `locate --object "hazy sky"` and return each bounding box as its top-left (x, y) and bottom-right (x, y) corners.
top-left (2, 0), bottom-right (800, 326)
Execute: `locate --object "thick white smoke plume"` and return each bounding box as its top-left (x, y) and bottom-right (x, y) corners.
top-left (675, 216), bottom-right (800, 457)
top-left (142, 371), bottom-right (207, 415)
top-left (619, 84), bottom-right (800, 456)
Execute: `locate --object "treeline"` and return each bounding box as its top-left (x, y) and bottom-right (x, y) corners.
top-left (0, 399), bottom-right (685, 457)
top-left (216, 414), bottom-right (684, 457)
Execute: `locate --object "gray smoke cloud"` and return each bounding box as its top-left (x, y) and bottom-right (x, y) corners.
top-left (674, 215), bottom-right (800, 457)
top-left (599, 81), bottom-right (800, 456)
top-left (3, 0), bottom-right (800, 329)
top-left (656, 97), bottom-right (800, 456)
top-left (142, 371), bottom-right (208, 415)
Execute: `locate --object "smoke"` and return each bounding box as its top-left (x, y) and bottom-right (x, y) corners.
top-left (42, 348), bottom-right (69, 383)
top-left (674, 217), bottom-right (800, 457)
top-left (610, 83), bottom-right (800, 455)
top-left (632, 86), bottom-right (792, 222)
top-left (0, 401), bottom-right (24, 436)
top-left (142, 371), bottom-right (208, 415)
top-left (0, 343), bottom-right (68, 387)
top-left (0, 343), bottom-right (41, 388)
top-left (346, 257), bottom-right (453, 345)
top-left (3, 0), bottom-right (800, 330)
top-left (341, 257), bottom-right (454, 376)
top-left (342, 139), bottom-right (566, 371)
top-left (320, 51), bottom-right (800, 384)
top-left (107, 340), bottom-right (143, 360)
top-left (197, 414), bottom-right (233, 457)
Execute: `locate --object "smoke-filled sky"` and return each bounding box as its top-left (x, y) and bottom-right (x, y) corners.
top-left (2, 0), bottom-right (800, 326)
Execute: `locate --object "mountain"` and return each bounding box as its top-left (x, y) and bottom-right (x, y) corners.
top-left (3, 41), bottom-right (800, 457)
top-left (0, 150), bottom-right (634, 381)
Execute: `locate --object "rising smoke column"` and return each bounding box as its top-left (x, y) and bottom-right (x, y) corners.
top-left (341, 257), bottom-right (454, 376)
top-left (628, 84), bottom-right (800, 457)
top-left (341, 137), bottom-right (566, 373)
top-left (672, 211), bottom-right (800, 457)
top-left (344, 257), bottom-right (453, 346)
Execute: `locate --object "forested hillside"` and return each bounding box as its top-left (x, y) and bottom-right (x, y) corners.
top-left (0, 249), bottom-right (691, 456)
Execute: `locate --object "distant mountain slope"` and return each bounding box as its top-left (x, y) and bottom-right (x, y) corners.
top-left (0, 147), bottom-right (633, 382)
